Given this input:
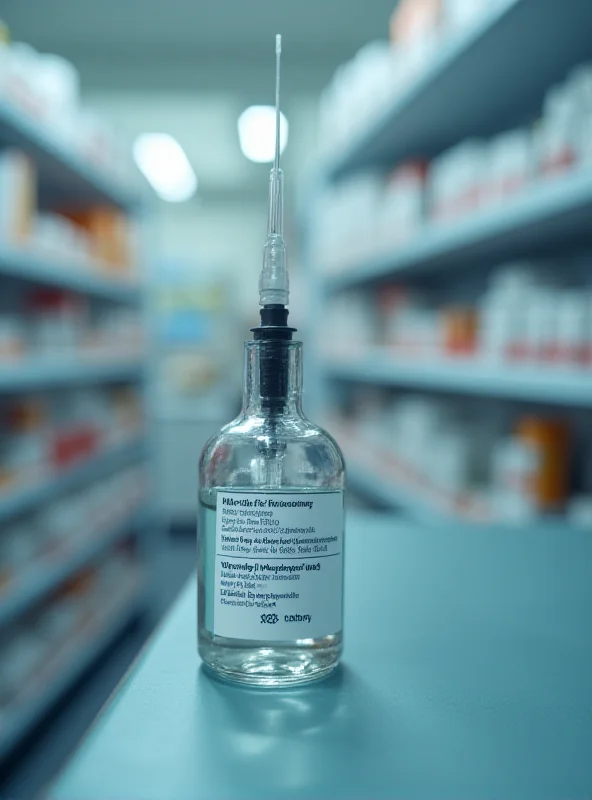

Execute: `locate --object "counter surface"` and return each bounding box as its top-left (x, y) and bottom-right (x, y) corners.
top-left (51, 514), bottom-right (592, 799)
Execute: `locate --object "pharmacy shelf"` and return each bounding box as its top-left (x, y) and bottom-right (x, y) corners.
top-left (332, 423), bottom-right (483, 524)
top-left (0, 246), bottom-right (141, 304)
top-left (342, 435), bottom-right (584, 530)
top-left (0, 578), bottom-right (143, 761)
top-left (327, 354), bottom-right (592, 406)
top-left (0, 357), bottom-right (145, 392)
top-left (0, 438), bottom-right (147, 525)
top-left (324, 168), bottom-right (592, 292)
top-left (325, 0), bottom-right (592, 180)
top-left (0, 99), bottom-right (140, 209)
top-left (0, 510), bottom-right (147, 628)
top-left (345, 453), bottom-right (581, 533)
top-left (347, 460), bottom-right (453, 525)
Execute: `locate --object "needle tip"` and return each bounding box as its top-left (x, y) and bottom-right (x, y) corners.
top-left (276, 34), bottom-right (282, 55)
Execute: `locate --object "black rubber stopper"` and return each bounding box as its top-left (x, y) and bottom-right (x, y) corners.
top-left (250, 305), bottom-right (297, 411)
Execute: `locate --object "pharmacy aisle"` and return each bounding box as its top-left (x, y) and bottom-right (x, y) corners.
top-left (305, 0), bottom-right (592, 528)
top-left (0, 31), bottom-right (156, 760)
top-left (49, 514), bottom-right (592, 800)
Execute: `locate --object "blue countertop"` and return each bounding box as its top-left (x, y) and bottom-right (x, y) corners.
top-left (51, 513), bottom-right (592, 799)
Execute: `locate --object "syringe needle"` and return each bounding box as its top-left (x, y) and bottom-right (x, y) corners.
top-left (259, 34), bottom-right (288, 308)
top-left (274, 34), bottom-right (281, 172)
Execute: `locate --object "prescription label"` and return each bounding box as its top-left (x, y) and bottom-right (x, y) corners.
top-left (213, 491), bottom-right (344, 640)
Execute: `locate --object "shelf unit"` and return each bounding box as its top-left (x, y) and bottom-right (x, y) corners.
top-left (324, 168), bottom-right (592, 292)
top-left (0, 577), bottom-right (143, 761)
top-left (0, 99), bottom-right (140, 209)
top-left (335, 423), bottom-right (584, 527)
top-left (305, 0), bottom-right (592, 518)
top-left (0, 438), bottom-right (147, 526)
top-left (332, 421), bottom-right (485, 524)
top-left (0, 509), bottom-right (148, 627)
top-left (325, 0), bottom-right (592, 180)
top-left (347, 460), bottom-right (456, 525)
top-left (0, 358), bottom-right (145, 392)
top-left (0, 247), bottom-right (141, 303)
top-left (327, 355), bottom-right (592, 406)
top-left (0, 82), bottom-right (154, 758)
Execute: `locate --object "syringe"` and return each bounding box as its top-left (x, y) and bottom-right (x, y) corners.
top-left (254, 34), bottom-right (294, 337)
top-left (252, 34), bottom-right (296, 411)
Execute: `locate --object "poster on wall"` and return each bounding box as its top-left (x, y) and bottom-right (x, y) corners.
top-left (155, 262), bottom-right (240, 417)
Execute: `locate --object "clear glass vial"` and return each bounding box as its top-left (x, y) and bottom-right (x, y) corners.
top-left (198, 339), bottom-right (345, 687)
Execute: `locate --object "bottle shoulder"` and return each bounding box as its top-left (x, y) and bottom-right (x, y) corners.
top-left (199, 412), bottom-right (345, 489)
top-left (202, 412), bottom-right (342, 450)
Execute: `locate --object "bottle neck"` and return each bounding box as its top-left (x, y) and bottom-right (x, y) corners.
top-left (243, 340), bottom-right (303, 416)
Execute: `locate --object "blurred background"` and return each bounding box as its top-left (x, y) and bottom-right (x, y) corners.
top-left (1, 0), bottom-right (592, 794)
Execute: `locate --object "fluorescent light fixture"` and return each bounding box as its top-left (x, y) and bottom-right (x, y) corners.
top-left (238, 105), bottom-right (288, 163)
top-left (133, 133), bottom-right (197, 202)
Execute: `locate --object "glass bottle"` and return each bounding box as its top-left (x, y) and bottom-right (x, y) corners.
top-left (198, 338), bottom-right (345, 687)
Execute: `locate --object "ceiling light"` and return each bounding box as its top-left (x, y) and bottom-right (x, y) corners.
top-left (133, 133), bottom-right (197, 202)
top-left (238, 106), bottom-right (288, 164)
